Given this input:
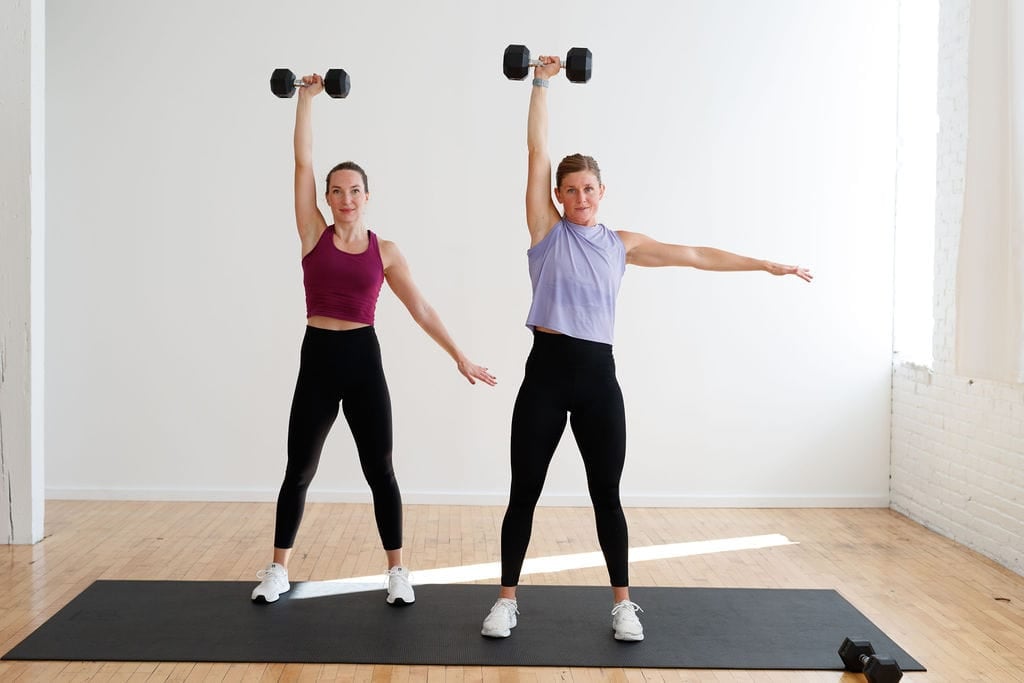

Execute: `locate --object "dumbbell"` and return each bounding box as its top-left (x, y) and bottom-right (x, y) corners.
top-left (502, 44), bottom-right (592, 83)
top-left (270, 68), bottom-right (350, 99)
top-left (838, 638), bottom-right (903, 683)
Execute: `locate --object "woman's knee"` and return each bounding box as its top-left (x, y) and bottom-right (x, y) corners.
top-left (361, 457), bottom-right (398, 492)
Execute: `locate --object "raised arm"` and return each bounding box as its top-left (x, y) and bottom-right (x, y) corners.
top-left (525, 58), bottom-right (564, 247)
top-left (617, 231), bottom-right (813, 281)
top-left (294, 74), bottom-right (328, 256)
top-left (380, 241), bottom-right (497, 386)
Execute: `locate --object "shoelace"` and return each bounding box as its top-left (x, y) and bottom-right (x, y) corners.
top-left (256, 567), bottom-right (283, 581)
top-left (495, 600), bottom-right (519, 617)
top-left (611, 600), bottom-right (644, 616)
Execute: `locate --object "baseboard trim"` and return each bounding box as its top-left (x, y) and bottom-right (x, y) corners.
top-left (46, 488), bottom-right (890, 508)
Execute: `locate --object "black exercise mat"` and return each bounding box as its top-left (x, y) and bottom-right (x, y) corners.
top-left (3, 581), bottom-right (924, 670)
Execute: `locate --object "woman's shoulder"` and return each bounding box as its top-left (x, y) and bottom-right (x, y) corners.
top-left (373, 231), bottom-right (395, 252)
top-left (612, 227), bottom-right (635, 243)
top-left (374, 233), bottom-right (405, 270)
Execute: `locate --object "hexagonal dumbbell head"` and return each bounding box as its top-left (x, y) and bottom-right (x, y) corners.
top-left (503, 44), bottom-right (531, 80)
top-left (838, 637), bottom-right (876, 672)
top-left (323, 69), bottom-right (350, 98)
top-left (270, 68), bottom-right (298, 98)
top-left (863, 655), bottom-right (903, 683)
top-left (565, 47), bottom-right (592, 83)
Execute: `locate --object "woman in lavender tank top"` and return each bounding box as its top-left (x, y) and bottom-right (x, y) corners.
top-left (251, 73), bottom-right (497, 608)
top-left (480, 56), bottom-right (813, 642)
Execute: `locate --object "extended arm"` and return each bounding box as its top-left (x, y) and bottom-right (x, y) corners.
top-left (294, 74), bottom-right (328, 255)
top-left (381, 241), bottom-right (497, 386)
top-left (525, 58), bottom-right (563, 246)
top-left (618, 231), bottom-right (813, 281)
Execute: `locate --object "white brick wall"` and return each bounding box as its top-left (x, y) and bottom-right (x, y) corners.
top-left (890, 0), bottom-right (1024, 577)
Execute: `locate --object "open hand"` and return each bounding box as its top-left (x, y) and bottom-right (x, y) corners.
top-left (766, 262), bottom-right (813, 282)
top-left (457, 359), bottom-right (497, 386)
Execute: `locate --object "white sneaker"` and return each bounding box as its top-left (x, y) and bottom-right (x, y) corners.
top-left (386, 566), bottom-right (415, 605)
top-left (611, 600), bottom-right (644, 641)
top-left (481, 598), bottom-right (519, 638)
top-left (251, 562), bottom-right (289, 603)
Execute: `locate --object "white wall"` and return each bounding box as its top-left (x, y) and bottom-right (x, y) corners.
top-left (892, 0), bottom-right (1024, 577)
top-left (1, 0), bottom-right (46, 544)
top-left (45, 0), bottom-right (898, 507)
top-left (955, 0), bottom-right (1019, 384)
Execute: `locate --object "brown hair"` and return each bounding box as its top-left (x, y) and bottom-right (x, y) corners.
top-left (555, 153), bottom-right (602, 188)
top-left (325, 161), bottom-right (369, 194)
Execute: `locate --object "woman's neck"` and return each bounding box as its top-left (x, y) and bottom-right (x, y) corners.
top-left (332, 222), bottom-right (368, 241)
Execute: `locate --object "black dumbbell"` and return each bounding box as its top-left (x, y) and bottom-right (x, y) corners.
top-left (838, 638), bottom-right (903, 683)
top-left (502, 44), bottom-right (592, 83)
top-left (270, 68), bottom-right (350, 99)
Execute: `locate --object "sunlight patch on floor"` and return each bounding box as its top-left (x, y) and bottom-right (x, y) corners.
top-left (288, 533), bottom-right (796, 599)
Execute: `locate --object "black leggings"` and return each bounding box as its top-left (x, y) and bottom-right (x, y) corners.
top-left (501, 331), bottom-right (629, 587)
top-left (274, 326), bottom-right (402, 551)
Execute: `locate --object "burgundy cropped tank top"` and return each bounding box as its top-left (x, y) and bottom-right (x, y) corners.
top-left (301, 227), bottom-right (385, 325)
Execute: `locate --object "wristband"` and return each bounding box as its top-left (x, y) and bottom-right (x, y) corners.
top-left (532, 78), bottom-right (549, 88)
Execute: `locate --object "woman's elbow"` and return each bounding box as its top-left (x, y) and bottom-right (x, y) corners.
top-left (410, 304), bottom-right (436, 328)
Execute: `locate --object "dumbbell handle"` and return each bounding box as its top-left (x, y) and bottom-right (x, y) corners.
top-left (528, 59), bottom-right (569, 69)
top-left (286, 73), bottom-right (342, 87)
top-left (289, 78), bottom-right (340, 91)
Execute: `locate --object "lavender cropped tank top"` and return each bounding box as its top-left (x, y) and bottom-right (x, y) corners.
top-left (525, 218), bottom-right (626, 345)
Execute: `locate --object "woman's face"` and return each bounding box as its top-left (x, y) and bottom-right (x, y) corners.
top-left (325, 169), bottom-right (368, 224)
top-left (554, 171), bottom-right (604, 226)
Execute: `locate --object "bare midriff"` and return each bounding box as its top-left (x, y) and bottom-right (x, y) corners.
top-left (307, 316), bottom-right (370, 331)
top-left (534, 326), bottom-right (562, 335)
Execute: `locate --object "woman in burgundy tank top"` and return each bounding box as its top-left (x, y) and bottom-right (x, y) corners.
top-left (251, 73), bottom-right (497, 608)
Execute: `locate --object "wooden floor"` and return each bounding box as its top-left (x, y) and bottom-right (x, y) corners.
top-left (2, 501), bottom-right (1023, 682)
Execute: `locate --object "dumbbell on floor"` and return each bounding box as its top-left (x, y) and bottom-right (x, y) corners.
top-left (838, 638), bottom-right (903, 683)
top-left (502, 44), bottom-right (592, 83)
top-left (270, 68), bottom-right (350, 99)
